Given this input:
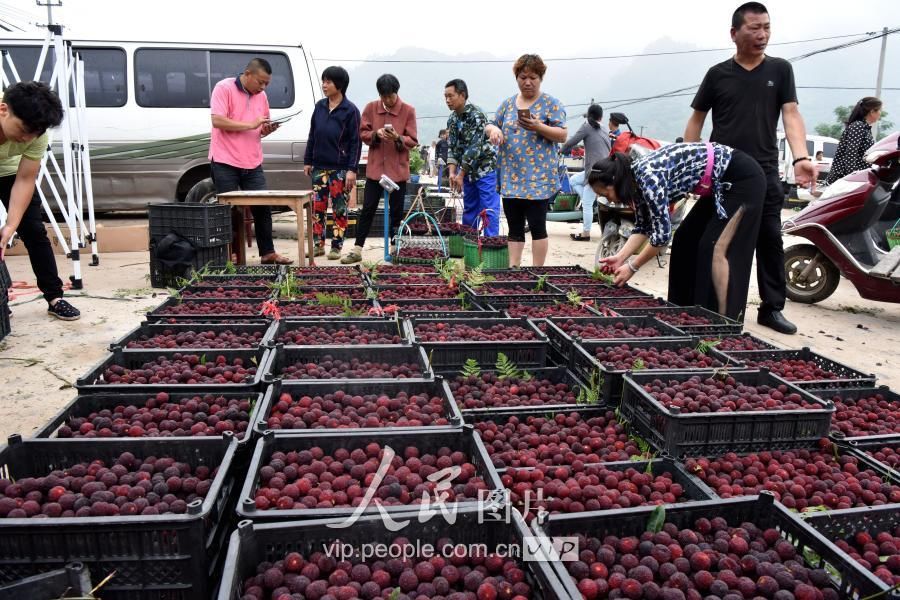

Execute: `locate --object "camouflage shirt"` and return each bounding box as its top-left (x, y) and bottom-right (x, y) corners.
top-left (446, 103), bottom-right (497, 180)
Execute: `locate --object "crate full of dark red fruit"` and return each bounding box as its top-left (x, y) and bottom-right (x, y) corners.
top-left (462, 280), bottom-right (565, 308)
top-left (808, 385), bottom-right (900, 438)
top-left (32, 390), bottom-right (265, 448)
top-left (264, 345), bottom-right (433, 383)
top-left (267, 318), bottom-right (410, 348)
top-left (216, 506), bottom-right (569, 600)
top-left (699, 332), bottom-right (781, 353)
top-left (842, 434), bottom-right (900, 480)
top-left (371, 282), bottom-right (460, 301)
top-left (527, 265), bottom-right (590, 276)
top-left (380, 297), bottom-right (503, 319)
top-left (75, 347), bottom-right (271, 393)
top-left (442, 365), bottom-right (591, 413)
top-left (237, 429), bottom-right (503, 522)
top-left (548, 281), bottom-right (653, 300)
top-left (147, 298), bottom-right (266, 320)
top-left (718, 347), bottom-right (877, 390)
top-left (569, 337), bottom-right (734, 405)
top-left (190, 274), bottom-right (282, 288)
top-left (0, 434), bottom-right (239, 600)
top-left (543, 316), bottom-right (685, 363)
top-left (178, 284), bottom-right (276, 301)
top-left (111, 321), bottom-right (275, 353)
top-left (253, 378), bottom-right (463, 436)
top-left (499, 299), bottom-right (606, 319)
top-left (620, 369), bottom-right (835, 457)
top-left (615, 305), bottom-right (742, 335)
top-left (276, 299), bottom-right (380, 320)
top-left (408, 317), bottom-right (549, 370)
top-left (531, 492), bottom-right (889, 600)
top-left (803, 504), bottom-right (900, 594)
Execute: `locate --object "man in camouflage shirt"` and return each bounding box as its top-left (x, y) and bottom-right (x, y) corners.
top-left (444, 79), bottom-right (500, 236)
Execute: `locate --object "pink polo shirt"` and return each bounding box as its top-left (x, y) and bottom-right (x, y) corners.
top-left (209, 76), bottom-right (269, 169)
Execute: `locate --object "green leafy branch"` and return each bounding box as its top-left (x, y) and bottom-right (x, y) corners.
top-left (496, 353), bottom-right (530, 380)
top-left (576, 370), bottom-right (602, 405)
top-left (591, 268), bottom-right (615, 284)
top-left (696, 339), bottom-right (721, 355)
top-left (461, 358), bottom-right (481, 378)
top-left (632, 358), bottom-right (647, 371)
top-left (315, 292), bottom-right (350, 307)
top-left (566, 290), bottom-right (583, 306)
top-left (535, 274), bottom-right (550, 292)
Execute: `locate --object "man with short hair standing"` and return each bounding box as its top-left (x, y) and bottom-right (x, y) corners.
top-left (209, 58), bottom-right (291, 264)
top-left (444, 79), bottom-right (501, 236)
top-left (683, 2), bottom-right (815, 334)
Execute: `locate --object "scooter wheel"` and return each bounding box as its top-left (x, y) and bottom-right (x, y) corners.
top-left (784, 244), bottom-right (840, 304)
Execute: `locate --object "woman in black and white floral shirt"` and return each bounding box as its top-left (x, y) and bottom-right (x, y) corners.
top-left (589, 143), bottom-right (765, 320)
top-left (826, 97), bottom-right (882, 185)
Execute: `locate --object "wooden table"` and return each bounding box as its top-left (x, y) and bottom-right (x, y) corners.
top-left (216, 190), bottom-right (315, 266)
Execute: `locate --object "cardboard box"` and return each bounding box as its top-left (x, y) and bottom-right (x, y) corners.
top-left (5, 223), bottom-right (149, 256)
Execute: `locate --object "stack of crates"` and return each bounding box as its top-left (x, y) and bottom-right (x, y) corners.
top-left (148, 203), bottom-right (231, 288)
top-left (0, 261), bottom-right (10, 341)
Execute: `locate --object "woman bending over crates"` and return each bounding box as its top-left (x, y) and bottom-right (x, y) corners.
top-left (590, 143), bottom-right (765, 321)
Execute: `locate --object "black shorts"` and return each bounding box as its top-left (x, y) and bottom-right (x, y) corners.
top-left (502, 197), bottom-right (550, 241)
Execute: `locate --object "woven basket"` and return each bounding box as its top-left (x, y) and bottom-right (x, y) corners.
top-left (464, 236), bottom-right (509, 269)
top-left (394, 211), bottom-right (448, 264)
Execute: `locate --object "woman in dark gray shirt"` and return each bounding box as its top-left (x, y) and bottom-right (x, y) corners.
top-left (561, 104), bottom-right (611, 240)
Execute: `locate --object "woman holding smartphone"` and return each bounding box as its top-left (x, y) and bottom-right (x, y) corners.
top-left (484, 54), bottom-right (566, 267)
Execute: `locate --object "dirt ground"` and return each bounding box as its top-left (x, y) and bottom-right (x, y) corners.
top-left (0, 209), bottom-right (897, 442)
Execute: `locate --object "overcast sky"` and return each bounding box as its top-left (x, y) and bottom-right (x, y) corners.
top-left (6, 0), bottom-right (898, 64)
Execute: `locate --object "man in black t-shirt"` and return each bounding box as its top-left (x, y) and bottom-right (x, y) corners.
top-left (684, 2), bottom-right (816, 335)
top-left (435, 129), bottom-right (449, 165)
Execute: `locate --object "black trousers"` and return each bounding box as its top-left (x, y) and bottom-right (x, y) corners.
top-left (757, 166), bottom-right (787, 314)
top-left (354, 178), bottom-right (407, 247)
top-left (668, 150), bottom-right (765, 321)
top-left (209, 161), bottom-right (275, 256)
top-left (0, 175), bottom-right (64, 304)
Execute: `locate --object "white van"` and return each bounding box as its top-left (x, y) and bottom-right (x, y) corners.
top-left (777, 132), bottom-right (839, 197)
top-left (0, 36), bottom-right (321, 211)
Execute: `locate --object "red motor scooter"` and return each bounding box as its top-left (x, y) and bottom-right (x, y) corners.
top-left (782, 131), bottom-right (900, 303)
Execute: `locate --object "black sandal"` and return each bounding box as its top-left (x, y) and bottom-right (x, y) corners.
top-left (48, 298), bottom-right (81, 321)
top-left (570, 233), bottom-right (592, 241)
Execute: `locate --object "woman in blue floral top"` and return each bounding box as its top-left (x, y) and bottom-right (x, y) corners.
top-left (485, 54), bottom-right (567, 267)
top-left (590, 143), bottom-right (765, 320)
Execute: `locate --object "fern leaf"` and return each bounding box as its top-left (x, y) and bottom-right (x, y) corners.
top-left (461, 358), bottom-right (481, 378)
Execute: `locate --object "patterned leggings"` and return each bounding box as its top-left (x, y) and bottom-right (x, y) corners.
top-left (311, 168), bottom-right (350, 249)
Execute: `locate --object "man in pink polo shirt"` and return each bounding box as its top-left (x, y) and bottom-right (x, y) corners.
top-left (209, 58), bottom-right (292, 264)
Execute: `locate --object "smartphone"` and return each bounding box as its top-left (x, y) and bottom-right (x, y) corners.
top-left (517, 109), bottom-right (532, 121)
top-left (384, 123), bottom-right (394, 131)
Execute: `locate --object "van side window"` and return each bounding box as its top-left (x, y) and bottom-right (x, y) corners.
top-left (0, 45), bottom-right (55, 85)
top-left (806, 141), bottom-right (815, 156)
top-left (209, 51), bottom-right (293, 108)
top-left (75, 48), bottom-right (126, 107)
top-left (135, 49), bottom-right (210, 108)
top-left (823, 142), bottom-right (838, 159)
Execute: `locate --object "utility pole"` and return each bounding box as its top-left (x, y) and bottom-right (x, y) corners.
top-left (874, 26), bottom-right (888, 138)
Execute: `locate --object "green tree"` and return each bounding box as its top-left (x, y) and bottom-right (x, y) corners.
top-left (815, 105), bottom-right (893, 140)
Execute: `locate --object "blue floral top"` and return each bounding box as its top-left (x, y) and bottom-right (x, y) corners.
top-left (631, 142), bottom-right (733, 247)
top-left (492, 93), bottom-right (566, 200)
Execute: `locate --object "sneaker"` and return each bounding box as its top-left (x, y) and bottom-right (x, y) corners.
top-left (340, 250), bottom-right (362, 264)
top-left (327, 249), bottom-right (341, 261)
top-left (48, 298), bottom-right (80, 321)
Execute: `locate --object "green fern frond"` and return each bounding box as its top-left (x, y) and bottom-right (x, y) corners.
top-left (316, 292), bottom-right (348, 307)
top-left (495, 353), bottom-right (523, 380)
top-left (576, 369), bottom-right (602, 405)
top-left (632, 358), bottom-right (647, 371)
top-left (591, 268), bottom-right (614, 284)
top-left (461, 358), bottom-right (481, 378)
top-left (566, 290), bottom-right (583, 306)
top-left (696, 339), bottom-right (721, 355)
top-left (535, 274), bottom-right (549, 292)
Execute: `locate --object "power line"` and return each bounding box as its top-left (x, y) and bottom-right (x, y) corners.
top-left (319, 31), bottom-right (877, 64)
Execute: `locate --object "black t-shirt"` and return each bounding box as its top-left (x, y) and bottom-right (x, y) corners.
top-left (436, 139), bottom-right (449, 162)
top-left (691, 56), bottom-right (797, 169)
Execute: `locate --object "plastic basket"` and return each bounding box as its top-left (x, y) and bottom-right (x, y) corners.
top-left (887, 218), bottom-right (900, 249)
top-left (393, 211), bottom-right (448, 264)
top-left (0, 298), bottom-right (9, 343)
top-left (408, 316), bottom-right (549, 370)
top-left (495, 300), bottom-right (605, 319)
top-left (551, 192), bottom-right (578, 212)
top-left (189, 274), bottom-right (281, 288)
top-left (620, 369), bottom-right (836, 457)
top-left (532, 493), bottom-right (889, 600)
top-left (0, 561), bottom-right (93, 599)
top-left (543, 315), bottom-right (685, 363)
top-left (439, 366), bottom-right (591, 415)
top-left (149, 240), bottom-right (230, 289)
top-left (446, 233), bottom-right (465, 257)
top-left (216, 507), bottom-right (568, 600)
top-left (463, 236), bottom-right (509, 269)
top-left (147, 298), bottom-right (266, 320)
top-left (149, 203), bottom-right (232, 248)
top-left (75, 346), bottom-right (272, 393)
top-left (0, 435), bottom-right (238, 600)
top-left (266, 318), bottom-right (410, 348)
top-left (178, 284), bottom-right (275, 301)
top-left (569, 336), bottom-right (735, 405)
top-left (371, 282), bottom-right (461, 301)
top-left (548, 281), bottom-right (652, 299)
top-left (253, 377), bottom-right (463, 436)
top-left (843, 434), bottom-right (900, 481)
top-left (379, 297), bottom-right (502, 319)
top-left (721, 347), bottom-right (877, 390)
top-left (236, 428), bottom-right (503, 522)
top-left (206, 265), bottom-right (282, 276)
top-left (699, 331), bottom-right (783, 352)
top-left (526, 265), bottom-right (590, 276)
top-left (462, 281), bottom-right (565, 308)
top-left (614, 305), bottom-right (742, 335)
top-left (262, 344), bottom-right (434, 383)
top-left (807, 385), bottom-right (900, 439)
top-left (0, 262), bottom-right (10, 293)
top-left (275, 299), bottom-right (382, 320)
top-left (32, 390), bottom-right (265, 448)
top-left (110, 321), bottom-right (276, 353)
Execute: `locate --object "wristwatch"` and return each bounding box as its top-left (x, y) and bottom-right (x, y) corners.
top-left (792, 156), bottom-right (811, 166)
top-left (625, 257), bottom-right (640, 273)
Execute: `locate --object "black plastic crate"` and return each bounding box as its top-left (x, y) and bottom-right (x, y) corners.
top-left (147, 298), bottom-right (266, 320)
top-left (482, 268), bottom-right (542, 282)
top-left (0, 298), bottom-right (8, 343)
top-left (178, 284), bottom-right (275, 301)
top-left (190, 274), bottom-right (281, 287)
top-left (110, 321), bottom-right (276, 353)
top-left (698, 331), bottom-right (783, 352)
top-left (440, 366), bottom-right (591, 415)
top-left (207, 264), bottom-right (282, 276)
top-left (370, 282), bottom-right (460, 301)
top-left (277, 299), bottom-right (382, 320)
top-left (532, 493), bottom-right (889, 600)
top-left (75, 347), bottom-right (272, 393)
top-left (598, 295), bottom-right (676, 309)
top-left (808, 386), bottom-right (900, 439)
top-left (264, 344), bottom-right (433, 382)
top-left (381, 297), bottom-right (503, 319)
top-left (526, 265), bottom-right (590, 276)
top-left (149, 202), bottom-right (232, 248)
top-left (803, 504), bottom-right (900, 599)
top-left (620, 369), bottom-right (836, 457)
top-left (495, 300), bottom-right (606, 319)
top-left (409, 316), bottom-right (549, 370)
top-left (842, 434), bottom-right (900, 481)
top-left (0, 435), bottom-right (238, 600)
top-left (0, 262), bottom-right (10, 291)
top-left (721, 347), bottom-right (877, 390)
top-left (149, 240), bottom-right (230, 289)
top-left (544, 315), bottom-right (684, 363)
top-left (0, 561), bottom-right (92, 599)
top-left (32, 390), bottom-right (265, 448)
top-left (615, 305), bottom-right (743, 335)
top-left (236, 428), bottom-right (503, 522)
top-left (546, 281), bottom-right (652, 299)
top-left (280, 285), bottom-right (370, 301)
top-left (569, 336), bottom-right (734, 405)
top-left (462, 281), bottom-right (565, 308)
top-left (253, 377), bottom-right (463, 436)
top-left (216, 507), bottom-right (568, 600)
top-left (266, 318), bottom-right (410, 348)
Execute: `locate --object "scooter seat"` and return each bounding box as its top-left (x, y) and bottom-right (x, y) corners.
top-left (869, 245), bottom-right (900, 279)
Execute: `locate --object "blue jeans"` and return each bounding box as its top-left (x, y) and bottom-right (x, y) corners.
top-left (569, 171), bottom-right (597, 233)
top-left (210, 161), bottom-right (275, 256)
top-left (462, 171), bottom-right (501, 236)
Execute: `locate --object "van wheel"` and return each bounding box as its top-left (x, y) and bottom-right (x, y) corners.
top-left (185, 178), bottom-right (217, 204)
